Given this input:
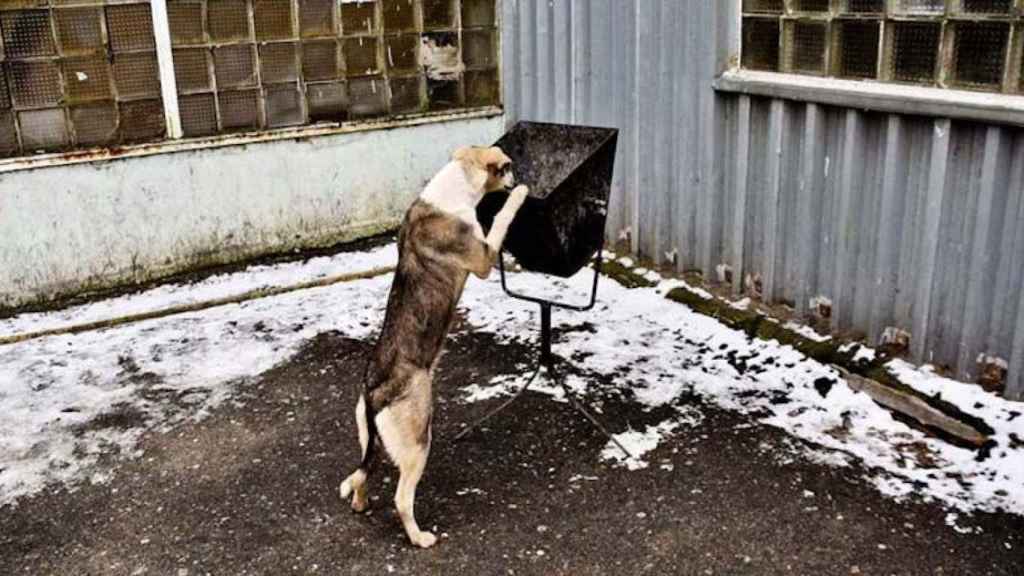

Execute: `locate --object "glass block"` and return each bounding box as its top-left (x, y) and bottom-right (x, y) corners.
top-left (1020, 49), bottom-right (1024, 92)
top-left (218, 89), bottom-right (261, 130)
top-left (784, 20), bottom-right (827, 75)
top-left (260, 42), bottom-right (299, 83)
top-left (119, 99), bottom-right (165, 143)
top-left (427, 77), bottom-right (460, 110)
top-left (344, 36), bottom-right (380, 76)
top-left (302, 40), bottom-right (340, 81)
top-left (348, 76), bottom-right (387, 118)
top-left (892, 0), bottom-right (945, 14)
top-left (342, 1), bottom-right (378, 35)
top-left (742, 18), bottom-right (780, 72)
top-left (106, 4), bottom-right (156, 52)
top-left (464, 68), bottom-right (498, 106)
top-left (173, 48), bottom-right (212, 92)
top-left (462, 29), bottom-right (496, 69)
top-left (169, 1), bottom-right (205, 45)
top-left (8, 61), bottom-right (61, 108)
top-left (421, 31), bottom-right (461, 79)
top-left (835, 20), bottom-right (879, 79)
top-left (300, 0), bottom-right (336, 37)
top-left (19, 108), bottom-right (68, 151)
top-left (382, 0), bottom-right (416, 33)
top-left (55, 8), bottom-right (104, 54)
top-left (422, 0), bottom-right (454, 30)
top-left (306, 81), bottom-right (347, 121)
top-left (389, 75), bottom-right (422, 113)
top-left (214, 44), bottom-right (257, 88)
top-left (839, 0), bottom-right (884, 12)
top-left (2, 10), bottom-right (56, 59)
top-left (792, 0), bottom-right (830, 11)
top-left (179, 93), bottom-right (218, 136)
top-left (64, 56), bottom-right (113, 101)
top-left (385, 34), bottom-right (419, 73)
top-left (742, 0), bottom-right (784, 13)
top-left (953, 22), bottom-right (1009, 88)
top-left (113, 52), bottom-right (161, 99)
top-left (890, 21), bottom-right (940, 83)
top-left (462, 0), bottom-right (496, 28)
top-left (961, 0), bottom-right (1012, 13)
top-left (0, 111), bottom-right (19, 156)
top-left (254, 0), bottom-right (295, 41)
top-left (0, 73), bottom-right (10, 110)
top-left (208, 0), bottom-right (252, 43)
top-left (265, 83), bottom-right (304, 127)
top-left (71, 102), bottom-right (117, 146)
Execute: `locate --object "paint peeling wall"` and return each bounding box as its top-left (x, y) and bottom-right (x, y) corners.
top-left (502, 0), bottom-right (1024, 400)
top-left (0, 114), bottom-right (504, 311)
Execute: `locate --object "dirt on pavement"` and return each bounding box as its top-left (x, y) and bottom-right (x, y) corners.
top-left (2, 327), bottom-right (1022, 575)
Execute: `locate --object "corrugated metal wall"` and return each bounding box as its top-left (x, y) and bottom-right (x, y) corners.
top-left (501, 0), bottom-right (1024, 399)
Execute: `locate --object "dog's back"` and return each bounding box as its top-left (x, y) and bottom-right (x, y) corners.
top-left (365, 199), bottom-right (474, 410)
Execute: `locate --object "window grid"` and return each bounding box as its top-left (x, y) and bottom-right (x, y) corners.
top-left (0, 1), bottom-right (165, 157)
top-left (741, 0), bottom-right (1024, 94)
top-left (0, 0), bottom-right (499, 159)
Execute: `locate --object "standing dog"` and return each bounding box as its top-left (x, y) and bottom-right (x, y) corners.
top-left (339, 146), bottom-right (528, 548)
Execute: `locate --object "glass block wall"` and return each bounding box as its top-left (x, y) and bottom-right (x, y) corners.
top-left (166, 0), bottom-right (500, 138)
top-left (0, 0), bottom-right (500, 156)
top-left (742, 0), bottom-right (1024, 94)
top-left (0, 1), bottom-right (165, 157)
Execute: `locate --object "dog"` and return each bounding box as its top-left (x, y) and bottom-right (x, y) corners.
top-left (339, 146), bottom-right (528, 548)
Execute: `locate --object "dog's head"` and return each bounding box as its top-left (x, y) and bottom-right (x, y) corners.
top-left (452, 146), bottom-right (514, 193)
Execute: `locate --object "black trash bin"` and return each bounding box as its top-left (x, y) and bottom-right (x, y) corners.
top-left (477, 121), bottom-right (619, 278)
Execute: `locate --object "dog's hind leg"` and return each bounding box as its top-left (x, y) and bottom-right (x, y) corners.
top-left (340, 394), bottom-right (371, 512)
top-left (378, 371), bottom-right (436, 548)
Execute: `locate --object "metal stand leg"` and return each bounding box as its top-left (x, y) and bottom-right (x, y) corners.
top-left (455, 302), bottom-right (634, 460)
top-left (549, 363), bottom-right (634, 459)
top-left (453, 362), bottom-right (543, 441)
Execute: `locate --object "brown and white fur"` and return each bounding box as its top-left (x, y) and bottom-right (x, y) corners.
top-left (339, 146), bottom-right (528, 548)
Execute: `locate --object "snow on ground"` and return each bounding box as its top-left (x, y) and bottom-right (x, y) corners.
top-left (0, 246), bottom-right (398, 506)
top-left (0, 244), bottom-right (398, 339)
top-left (1, 244), bottom-right (1022, 523)
top-left (600, 406), bottom-right (703, 471)
top-left (839, 342), bottom-right (877, 364)
top-left (783, 322), bottom-right (831, 343)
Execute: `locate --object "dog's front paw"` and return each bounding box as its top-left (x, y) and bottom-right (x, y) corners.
top-left (508, 185), bottom-right (529, 207)
top-left (410, 530), bottom-right (438, 549)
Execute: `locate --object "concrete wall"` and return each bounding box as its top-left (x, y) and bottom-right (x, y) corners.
top-left (501, 0), bottom-right (1024, 399)
top-left (0, 114), bottom-right (504, 311)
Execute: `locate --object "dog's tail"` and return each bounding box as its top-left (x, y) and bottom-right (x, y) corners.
top-left (340, 391), bottom-right (378, 500)
top-left (358, 393), bottom-right (378, 472)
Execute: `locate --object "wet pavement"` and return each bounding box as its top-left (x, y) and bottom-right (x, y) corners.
top-left (2, 328), bottom-right (1021, 576)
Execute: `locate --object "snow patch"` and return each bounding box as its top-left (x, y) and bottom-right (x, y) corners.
top-left (784, 322), bottom-right (831, 343)
top-left (601, 421), bottom-right (681, 471)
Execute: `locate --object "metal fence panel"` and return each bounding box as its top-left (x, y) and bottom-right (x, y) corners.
top-left (502, 0), bottom-right (1024, 398)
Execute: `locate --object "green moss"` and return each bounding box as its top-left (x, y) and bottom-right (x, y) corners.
top-left (601, 260), bottom-right (657, 289)
top-left (666, 287), bottom-right (760, 337)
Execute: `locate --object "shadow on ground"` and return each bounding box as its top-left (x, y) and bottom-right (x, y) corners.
top-left (2, 329), bottom-right (1022, 575)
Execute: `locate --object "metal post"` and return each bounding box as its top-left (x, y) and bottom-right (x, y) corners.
top-left (540, 303), bottom-right (553, 366)
top-left (151, 0), bottom-right (183, 139)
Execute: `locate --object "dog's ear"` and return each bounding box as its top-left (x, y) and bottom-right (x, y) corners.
top-left (452, 146), bottom-right (475, 162)
top-left (453, 147), bottom-right (488, 190)
top-left (483, 147), bottom-right (510, 171)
